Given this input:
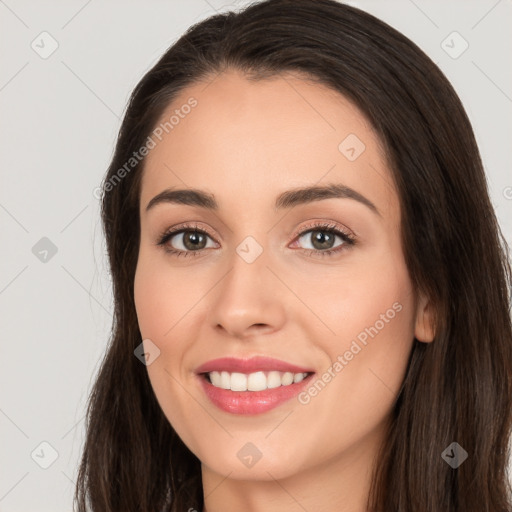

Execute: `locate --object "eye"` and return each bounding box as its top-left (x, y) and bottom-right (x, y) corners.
top-left (156, 222), bottom-right (218, 257)
top-left (291, 221), bottom-right (356, 258)
top-left (156, 221), bottom-right (356, 259)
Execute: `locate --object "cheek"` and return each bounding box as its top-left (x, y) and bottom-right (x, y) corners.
top-left (133, 252), bottom-right (210, 404)
top-left (133, 252), bottom-right (202, 339)
top-left (293, 242), bottom-right (413, 348)
top-left (134, 263), bottom-right (163, 338)
top-left (133, 255), bottom-right (203, 437)
top-left (298, 247), bottom-right (415, 408)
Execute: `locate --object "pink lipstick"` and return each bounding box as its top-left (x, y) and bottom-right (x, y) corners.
top-left (195, 356), bottom-right (315, 415)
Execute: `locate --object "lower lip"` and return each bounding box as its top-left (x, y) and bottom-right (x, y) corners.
top-left (197, 373), bottom-right (314, 415)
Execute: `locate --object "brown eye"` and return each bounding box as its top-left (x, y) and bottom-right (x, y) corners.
top-left (177, 231), bottom-right (208, 251)
top-left (299, 230), bottom-right (339, 251)
top-left (156, 223), bottom-right (218, 257)
top-left (163, 230), bottom-right (215, 252)
top-left (290, 222), bottom-right (356, 258)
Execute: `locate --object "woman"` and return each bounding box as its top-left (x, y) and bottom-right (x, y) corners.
top-left (74, 0), bottom-right (512, 510)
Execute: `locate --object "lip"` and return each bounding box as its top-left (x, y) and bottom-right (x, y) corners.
top-left (197, 372), bottom-right (314, 415)
top-left (195, 356), bottom-right (315, 375)
top-left (195, 356), bottom-right (316, 415)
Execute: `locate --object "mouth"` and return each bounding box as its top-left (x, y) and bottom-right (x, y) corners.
top-left (197, 370), bottom-right (316, 415)
top-left (194, 355), bottom-right (316, 415)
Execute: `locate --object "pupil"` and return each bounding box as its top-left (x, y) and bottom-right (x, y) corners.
top-left (185, 231), bottom-right (205, 250)
top-left (313, 231), bottom-right (333, 250)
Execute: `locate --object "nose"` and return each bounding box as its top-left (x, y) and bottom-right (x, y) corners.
top-left (207, 242), bottom-right (287, 339)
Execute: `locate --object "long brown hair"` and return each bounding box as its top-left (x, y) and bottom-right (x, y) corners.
top-left (74, 1), bottom-right (512, 510)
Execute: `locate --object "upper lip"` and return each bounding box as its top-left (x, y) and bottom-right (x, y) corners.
top-left (195, 356), bottom-right (315, 375)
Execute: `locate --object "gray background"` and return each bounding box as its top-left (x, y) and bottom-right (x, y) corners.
top-left (1, 0), bottom-right (511, 510)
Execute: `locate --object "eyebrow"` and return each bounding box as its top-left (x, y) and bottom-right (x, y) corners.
top-left (145, 183), bottom-right (381, 216)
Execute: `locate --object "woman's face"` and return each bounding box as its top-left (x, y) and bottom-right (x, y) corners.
top-left (134, 70), bottom-right (433, 482)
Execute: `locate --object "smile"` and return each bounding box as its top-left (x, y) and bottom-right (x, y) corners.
top-left (194, 355), bottom-right (316, 414)
top-left (205, 370), bottom-right (310, 391)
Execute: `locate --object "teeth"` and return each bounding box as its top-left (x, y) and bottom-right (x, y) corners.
top-left (220, 371), bottom-right (230, 390)
top-left (248, 371), bottom-right (267, 391)
top-left (267, 371), bottom-right (282, 389)
top-left (207, 370), bottom-right (309, 391)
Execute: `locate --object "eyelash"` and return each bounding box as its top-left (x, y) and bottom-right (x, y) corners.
top-left (156, 221), bottom-right (356, 259)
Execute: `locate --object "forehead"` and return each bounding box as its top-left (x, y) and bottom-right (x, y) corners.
top-left (139, 69), bottom-right (397, 222)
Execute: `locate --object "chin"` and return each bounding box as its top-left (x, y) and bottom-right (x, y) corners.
top-left (199, 444), bottom-right (307, 482)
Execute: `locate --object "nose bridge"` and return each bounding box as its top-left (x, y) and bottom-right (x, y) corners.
top-left (223, 233), bottom-right (273, 307)
top-left (207, 233), bottom-right (286, 336)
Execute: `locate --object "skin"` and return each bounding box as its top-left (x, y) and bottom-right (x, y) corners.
top-left (133, 69), bottom-right (434, 512)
